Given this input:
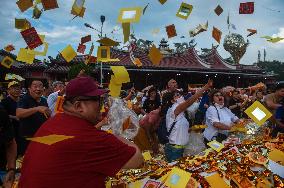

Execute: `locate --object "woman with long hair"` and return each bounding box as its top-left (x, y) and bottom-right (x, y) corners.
top-left (142, 87), bottom-right (161, 114)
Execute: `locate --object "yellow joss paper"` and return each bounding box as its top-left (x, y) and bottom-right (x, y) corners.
top-left (26, 134), bottom-right (74, 145)
top-left (142, 151), bottom-right (152, 161)
top-left (15, 18), bottom-right (30, 30)
top-left (176, 2), bottom-right (193, 20)
top-left (17, 48), bottom-right (35, 64)
top-left (117, 7), bottom-right (142, 23)
top-left (205, 173), bottom-right (230, 188)
top-left (207, 140), bottom-right (224, 152)
top-left (71, 0), bottom-right (85, 15)
top-left (148, 45), bottom-right (163, 66)
top-left (165, 167), bottom-right (191, 188)
top-left (61, 45), bottom-right (77, 63)
top-left (100, 103), bottom-right (105, 113)
top-left (129, 180), bottom-right (143, 188)
top-left (28, 42), bottom-right (49, 56)
top-left (244, 101), bottom-right (272, 126)
top-left (110, 66), bottom-right (130, 84)
top-left (268, 149), bottom-right (284, 165)
top-left (122, 22), bottom-right (130, 44)
top-left (109, 76), bottom-right (122, 97)
top-left (71, 7), bottom-right (85, 17)
top-left (1, 56), bottom-right (15, 69)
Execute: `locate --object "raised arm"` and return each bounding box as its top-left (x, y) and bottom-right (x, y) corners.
top-left (174, 80), bottom-right (213, 116)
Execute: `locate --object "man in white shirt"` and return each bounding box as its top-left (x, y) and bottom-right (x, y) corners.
top-left (47, 81), bottom-right (65, 116)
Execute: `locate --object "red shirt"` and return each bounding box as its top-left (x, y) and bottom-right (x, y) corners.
top-left (18, 113), bottom-right (136, 188)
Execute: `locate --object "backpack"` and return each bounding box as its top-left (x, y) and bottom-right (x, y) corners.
top-left (156, 116), bottom-right (176, 144)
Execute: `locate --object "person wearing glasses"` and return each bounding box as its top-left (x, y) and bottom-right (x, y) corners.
top-left (203, 90), bottom-right (241, 144)
top-left (18, 76), bottom-right (143, 188)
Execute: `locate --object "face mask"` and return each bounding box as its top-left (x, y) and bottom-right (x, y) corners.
top-left (215, 103), bottom-right (224, 108)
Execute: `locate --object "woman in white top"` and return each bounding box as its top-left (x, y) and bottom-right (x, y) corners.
top-left (162, 80), bottom-right (212, 162)
top-left (203, 89), bottom-right (241, 143)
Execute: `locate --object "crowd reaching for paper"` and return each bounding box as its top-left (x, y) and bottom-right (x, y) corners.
top-left (1, 0), bottom-right (284, 188)
top-left (0, 74), bottom-right (284, 187)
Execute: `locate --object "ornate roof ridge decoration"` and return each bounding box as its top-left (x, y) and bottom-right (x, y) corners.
top-left (211, 48), bottom-right (237, 70)
top-left (189, 48), bottom-right (211, 68)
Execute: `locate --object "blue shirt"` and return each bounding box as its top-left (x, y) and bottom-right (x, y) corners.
top-left (198, 93), bottom-right (209, 113)
top-left (275, 106), bottom-right (284, 123)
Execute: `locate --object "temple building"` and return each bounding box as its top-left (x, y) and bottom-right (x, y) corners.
top-left (0, 38), bottom-right (276, 90)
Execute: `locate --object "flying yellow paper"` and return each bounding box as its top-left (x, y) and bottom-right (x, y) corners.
top-left (205, 173), bottom-right (229, 188)
top-left (26, 134), bottom-right (74, 145)
top-left (71, 0), bottom-right (85, 15)
top-left (109, 76), bottom-right (122, 97)
top-left (17, 48), bottom-right (35, 64)
top-left (27, 42), bottom-right (49, 56)
top-left (117, 7), bottom-right (142, 23)
top-left (142, 151), bottom-right (152, 161)
top-left (261, 36), bottom-right (284, 43)
top-left (110, 66), bottom-right (130, 84)
top-left (61, 45), bottom-right (77, 63)
top-left (148, 45), bottom-right (163, 66)
top-left (176, 2), bottom-right (193, 20)
top-left (71, 7), bottom-right (85, 17)
top-left (122, 22), bottom-right (130, 43)
top-left (15, 18), bottom-right (31, 30)
top-left (1, 56), bottom-right (15, 69)
top-left (165, 167), bottom-right (191, 188)
top-left (244, 101), bottom-right (272, 126)
top-left (268, 37), bottom-right (284, 43)
top-left (5, 73), bottom-right (25, 81)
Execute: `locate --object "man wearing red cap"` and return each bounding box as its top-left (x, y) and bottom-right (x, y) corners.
top-left (18, 76), bottom-right (143, 188)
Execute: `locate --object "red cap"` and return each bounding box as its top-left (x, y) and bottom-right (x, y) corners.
top-left (66, 76), bottom-right (107, 98)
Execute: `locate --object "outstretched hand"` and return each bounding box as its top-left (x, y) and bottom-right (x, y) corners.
top-left (204, 79), bottom-right (213, 89)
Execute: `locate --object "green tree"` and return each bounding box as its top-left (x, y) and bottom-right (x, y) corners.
top-left (257, 60), bottom-right (284, 81)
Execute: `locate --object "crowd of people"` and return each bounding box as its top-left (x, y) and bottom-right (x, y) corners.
top-left (0, 74), bottom-right (284, 187)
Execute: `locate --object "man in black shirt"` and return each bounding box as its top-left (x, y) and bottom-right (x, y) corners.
top-left (16, 79), bottom-right (51, 155)
top-left (1, 81), bottom-right (21, 155)
top-left (0, 105), bottom-right (17, 187)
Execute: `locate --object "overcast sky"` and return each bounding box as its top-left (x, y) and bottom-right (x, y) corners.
top-left (1, 0), bottom-right (284, 65)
